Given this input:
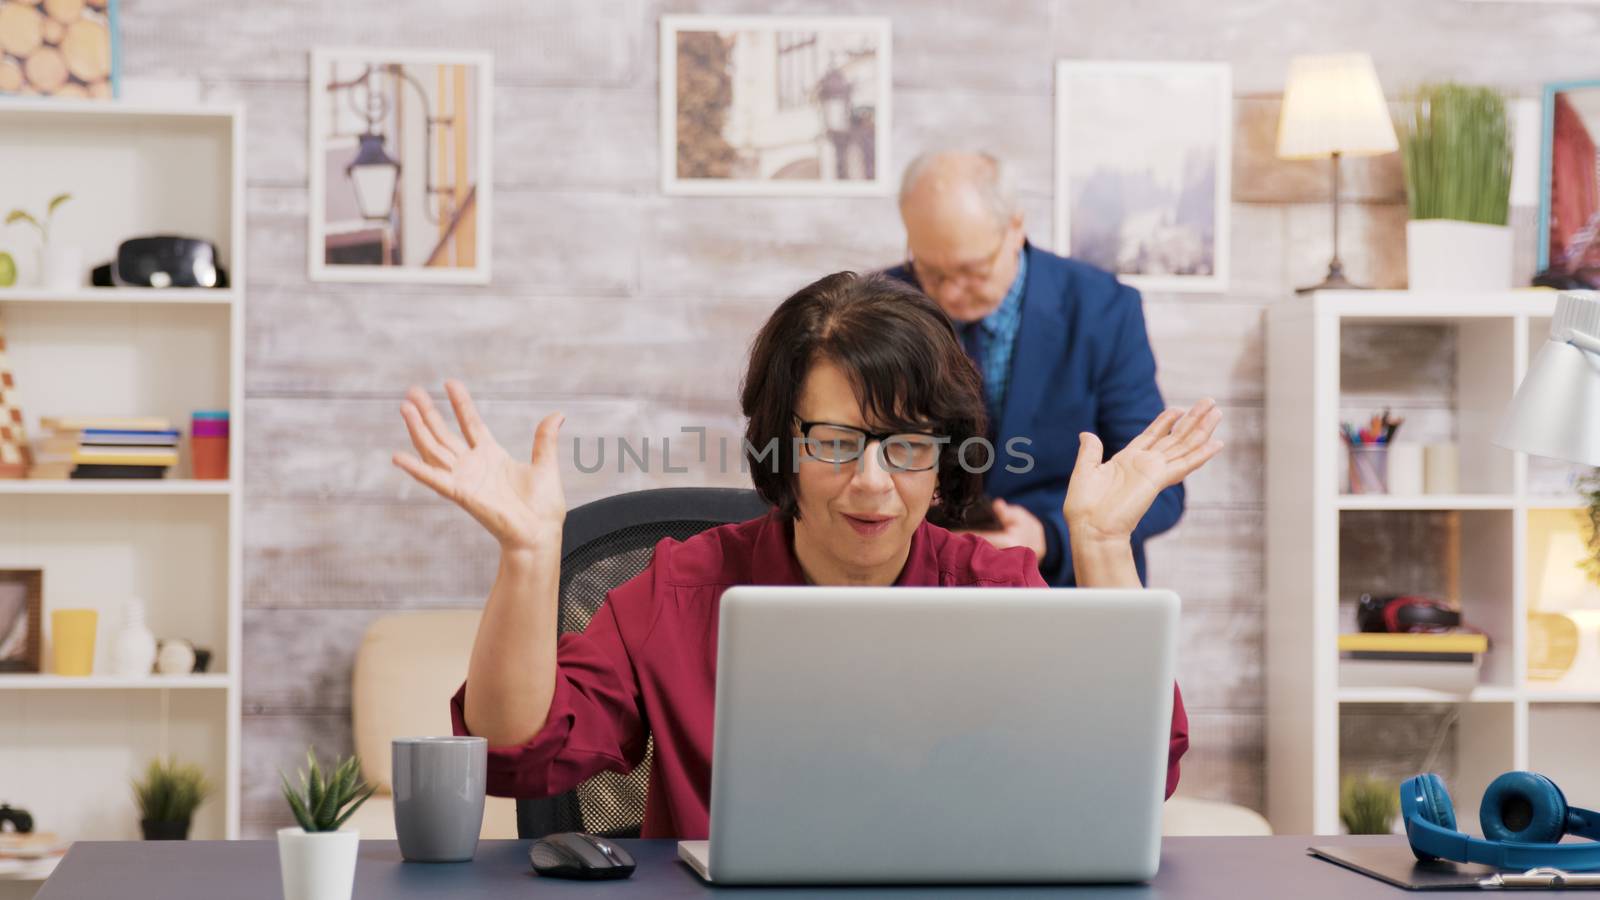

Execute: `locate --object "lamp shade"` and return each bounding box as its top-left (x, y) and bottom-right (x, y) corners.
top-left (1495, 292), bottom-right (1600, 466)
top-left (1276, 53), bottom-right (1399, 160)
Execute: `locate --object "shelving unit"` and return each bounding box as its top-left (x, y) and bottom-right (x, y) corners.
top-left (1265, 290), bottom-right (1600, 835)
top-left (0, 99), bottom-right (243, 843)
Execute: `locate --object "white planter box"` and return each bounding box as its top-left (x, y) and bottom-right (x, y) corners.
top-left (1406, 219), bottom-right (1513, 291)
top-left (277, 828), bottom-right (359, 900)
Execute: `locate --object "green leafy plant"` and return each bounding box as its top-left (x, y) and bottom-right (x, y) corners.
top-left (280, 748), bottom-right (375, 833)
top-left (1581, 469), bottom-right (1600, 586)
top-left (1341, 774), bottom-right (1400, 835)
top-left (132, 757), bottom-right (212, 823)
top-left (1400, 84), bottom-right (1511, 226)
top-left (4, 193), bottom-right (71, 245)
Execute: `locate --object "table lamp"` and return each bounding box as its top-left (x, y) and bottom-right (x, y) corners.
top-left (1496, 291), bottom-right (1600, 465)
top-left (1276, 52), bottom-right (1399, 293)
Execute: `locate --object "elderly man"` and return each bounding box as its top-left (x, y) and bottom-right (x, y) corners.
top-left (884, 150), bottom-right (1184, 586)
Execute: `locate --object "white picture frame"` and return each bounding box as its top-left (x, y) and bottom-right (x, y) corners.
top-left (660, 15), bottom-right (892, 196)
top-left (1054, 60), bottom-right (1232, 294)
top-left (308, 47), bottom-right (493, 284)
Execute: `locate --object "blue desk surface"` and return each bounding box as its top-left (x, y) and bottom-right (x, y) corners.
top-left (37, 834), bottom-right (1471, 898)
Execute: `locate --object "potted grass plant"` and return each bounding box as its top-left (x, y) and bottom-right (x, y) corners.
top-left (277, 749), bottom-right (375, 900)
top-left (1400, 83), bottom-right (1513, 291)
top-left (1341, 774), bottom-right (1400, 835)
top-left (132, 756), bottom-right (212, 840)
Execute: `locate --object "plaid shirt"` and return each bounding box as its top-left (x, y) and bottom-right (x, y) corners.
top-left (957, 248), bottom-right (1028, 422)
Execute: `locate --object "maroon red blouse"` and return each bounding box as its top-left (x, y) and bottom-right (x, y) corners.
top-left (451, 511), bottom-right (1189, 839)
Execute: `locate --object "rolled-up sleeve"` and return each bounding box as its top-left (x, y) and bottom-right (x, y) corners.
top-left (450, 567), bottom-right (655, 799)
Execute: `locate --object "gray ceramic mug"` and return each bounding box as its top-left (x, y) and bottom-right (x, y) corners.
top-left (392, 736), bottom-right (487, 862)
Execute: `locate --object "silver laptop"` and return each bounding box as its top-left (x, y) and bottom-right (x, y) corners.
top-left (678, 586), bottom-right (1179, 885)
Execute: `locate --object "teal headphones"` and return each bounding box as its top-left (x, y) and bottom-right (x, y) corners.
top-left (1402, 772), bottom-right (1600, 871)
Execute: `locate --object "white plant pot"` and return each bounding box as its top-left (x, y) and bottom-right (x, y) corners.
top-left (40, 245), bottom-right (83, 291)
top-left (1406, 219), bottom-right (1513, 291)
top-left (277, 828), bottom-right (359, 900)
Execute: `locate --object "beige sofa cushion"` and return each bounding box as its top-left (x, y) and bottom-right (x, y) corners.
top-left (352, 609), bottom-right (483, 793)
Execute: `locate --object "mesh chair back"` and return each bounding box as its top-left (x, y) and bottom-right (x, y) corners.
top-left (516, 487), bottom-right (770, 838)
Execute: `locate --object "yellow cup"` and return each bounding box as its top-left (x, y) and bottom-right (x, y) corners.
top-left (50, 609), bottom-right (98, 676)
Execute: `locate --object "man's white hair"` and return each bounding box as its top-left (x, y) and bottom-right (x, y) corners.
top-left (898, 150), bottom-right (1019, 229)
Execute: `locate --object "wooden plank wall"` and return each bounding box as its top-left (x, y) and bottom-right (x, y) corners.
top-left (110, 0), bottom-right (1600, 835)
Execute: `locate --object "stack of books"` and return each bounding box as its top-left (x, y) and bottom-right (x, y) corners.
top-left (29, 416), bottom-right (180, 480)
top-left (1338, 632), bottom-right (1491, 693)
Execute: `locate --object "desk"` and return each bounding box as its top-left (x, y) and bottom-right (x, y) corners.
top-left (36, 835), bottom-right (1480, 898)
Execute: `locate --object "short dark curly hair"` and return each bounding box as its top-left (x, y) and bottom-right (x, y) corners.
top-left (738, 271), bottom-right (989, 524)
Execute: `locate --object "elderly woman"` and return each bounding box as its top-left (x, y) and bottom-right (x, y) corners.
top-left (394, 272), bottom-right (1222, 840)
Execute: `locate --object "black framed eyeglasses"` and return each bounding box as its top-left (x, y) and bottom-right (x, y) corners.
top-left (794, 418), bottom-right (946, 472)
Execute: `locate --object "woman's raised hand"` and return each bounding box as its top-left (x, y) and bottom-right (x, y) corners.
top-left (1063, 399), bottom-right (1223, 543)
top-left (392, 380), bottom-right (566, 555)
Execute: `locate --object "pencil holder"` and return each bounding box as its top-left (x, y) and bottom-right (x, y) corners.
top-left (1347, 445), bottom-right (1389, 494)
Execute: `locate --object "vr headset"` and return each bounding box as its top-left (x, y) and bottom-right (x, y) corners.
top-left (1403, 772), bottom-right (1600, 871)
top-left (1357, 593), bottom-right (1462, 633)
top-left (92, 236), bottom-right (229, 289)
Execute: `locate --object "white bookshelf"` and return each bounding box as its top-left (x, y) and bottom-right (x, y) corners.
top-left (1266, 290), bottom-right (1600, 835)
top-left (0, 99), bottom-right (244, 845)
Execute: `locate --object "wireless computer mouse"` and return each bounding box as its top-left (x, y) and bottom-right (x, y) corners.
top-left (528, 831), bottom-right (637, 880)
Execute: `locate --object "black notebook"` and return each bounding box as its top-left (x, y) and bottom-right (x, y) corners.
top-left (1309, 844), bottom-right (1500, 890)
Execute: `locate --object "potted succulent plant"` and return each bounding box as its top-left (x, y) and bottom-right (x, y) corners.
top-left (5, 193), bottom-right (77, 290)
top-left (1400, 83), bottom-right (1513, 291)
top-left (1340, 774), bottom-right (1400, 835)
top-left (132, 756), bottom-right (212, 840)
top-left (278, 749), bottom-right (375, 900)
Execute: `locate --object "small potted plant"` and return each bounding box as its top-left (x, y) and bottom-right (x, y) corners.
top-left (132, 756), bottom-right (212, 840)
top-left (1340, 774), bottom-right (1400, 835)
top-left (278, 748), bottom-right (375, 900)
top-left (1400, 83), bottom-right (1513, 291)
top-left (5, 193), bottom-right (76, 290)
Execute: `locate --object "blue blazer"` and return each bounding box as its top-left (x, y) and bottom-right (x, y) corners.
top-left (886, 242), bottom-right (1185, 585)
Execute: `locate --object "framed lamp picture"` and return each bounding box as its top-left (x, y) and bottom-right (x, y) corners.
top-left (1537, 78), bottom-right (1600, 287)
top-left (1054, 61), bottom-right (1232, 293)
top-left (308, 47), bottom-right (493, 284)
top-left (661, 15), bottom-right (892, 196)
top-left (0, 569), bottom-right (42, 673)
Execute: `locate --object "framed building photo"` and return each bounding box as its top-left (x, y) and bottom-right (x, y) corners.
top-left (1537, 78), bottom-right (1600, 286)
top-left (308, 48), bottom-right (492, 284)
top-left (660, 15), bottom-right (891, 196)
top-left (1054, 61), bottom-right (1232, 293)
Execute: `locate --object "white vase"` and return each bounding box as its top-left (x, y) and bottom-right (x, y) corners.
top-left (39, 245), bottom-right (83, 291)
top-left (277, 828), bottom-right (359, 900)
top-left (1406, 219), bottom-right (1513, 291)
top-left (109, 598), bottom-right (156, 678)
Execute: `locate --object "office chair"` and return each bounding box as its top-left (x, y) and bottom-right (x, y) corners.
top-left (515, 486), bottom-right (771, 839)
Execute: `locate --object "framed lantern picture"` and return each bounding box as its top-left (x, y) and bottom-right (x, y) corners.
top-left (1054, 61), bottom-right (1232, 293)
top-left (661, 15), bottom-right (892, 196)
top-left (308, 48), bottom-right (493, 284)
